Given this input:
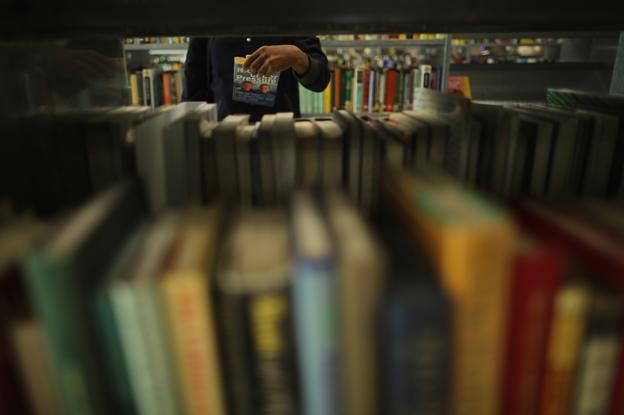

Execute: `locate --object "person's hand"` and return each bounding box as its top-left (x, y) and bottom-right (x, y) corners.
top-left (243, 45), bottom-right (310, 77)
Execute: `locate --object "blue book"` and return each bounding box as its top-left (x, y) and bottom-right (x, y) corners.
top-left (379, 281), bottom-right (451, 415)
top-left (375, 213), bottom-right (451, 415)
top-left (292, 194), bottom-right (340, 415)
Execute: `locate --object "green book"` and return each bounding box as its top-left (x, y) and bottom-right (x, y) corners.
top-left (395, 70), bottom-right (404, 112)
top-left (344, 69), bottom-right (353, 110)
top-left (23, 182), bottom-right (145, 415)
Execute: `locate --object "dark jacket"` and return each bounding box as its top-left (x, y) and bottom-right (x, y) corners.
top-left (183, 36), bottom-right (330, 121)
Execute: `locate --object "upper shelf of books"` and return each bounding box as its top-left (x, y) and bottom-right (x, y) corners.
top-left (1, 1), bottom-right (623, 38)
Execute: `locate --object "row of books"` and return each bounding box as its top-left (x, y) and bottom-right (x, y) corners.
top-left (124, 36), bottom-right (189, 45)
top-left (318, 33), bottom-right (446, 40)
top-left (3, 87), bottom-right (622, 225)
top-left (468, 94), bottom-right (624, 198)
top-left (300, 63), bottom-right (445, 114)
top-left (2, 159), bottom-right (624, 415)
top-left (129, 67), bottom-right (184, 108)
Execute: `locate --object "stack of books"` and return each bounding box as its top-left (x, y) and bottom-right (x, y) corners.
top-left (1, 89), bottom-right (624, 415)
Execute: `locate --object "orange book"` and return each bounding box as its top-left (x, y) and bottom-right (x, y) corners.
top-left (160, 207), bottom-right (226, 415)
top-left (162, 73), bottom-right (172, 105)
top-left (334, 67), bottom-right (342, 110)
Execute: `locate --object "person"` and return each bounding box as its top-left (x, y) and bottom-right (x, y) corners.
top-left (183, 36), bottom-right (330, 121)
top-left (259, 83), bottom-right (271, 94)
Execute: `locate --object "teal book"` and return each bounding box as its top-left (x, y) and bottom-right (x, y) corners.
top-left (22, 182), bottom-right (146, 415)
top-left (343, 69), bottom-right (353, 110)
top-left (109, 214), bottom-right (182, 415)
top-left (93, 225), bottom-right (146, 415)
top-left (292, 194), bottom-right (340, 415)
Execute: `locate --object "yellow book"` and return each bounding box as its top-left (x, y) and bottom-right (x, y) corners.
top-left (323, 82), bottom-right (331, 113)
top-left (130, 73), bottom-right (140, 106)
top-left (539, 281), bottom-right (591, 415)
top-left (382, 167), bottom-right (515, 415)
top-left (159, 207), bottom-right (226, 415)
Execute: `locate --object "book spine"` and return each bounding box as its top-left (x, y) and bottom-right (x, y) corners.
top-left (571, 293), bottom-right (623, 415)
top-left (218, 292), bottom-right (255, 415)
top-left (324, 82), bottom-right (332, 113)
top-left (175, 70), bottom-right (183, 103)
top-left (446, 230), bottom-right (514, 415)
top-left (136, 70), bottom-right (144, 106)
top-left (344, 69), bottom-right (353, 111)
top-left (609, 336), bottom-right (624, 415)
top-left (386, 70), bottom-right (397, 112)
top-left (362, 69), bottom-right (370, 112)
top-left (23, 256), bottom-right (100, 415)
top-left (93, 288), bottom-right (136, 415)
top-left (249, 290), bottom-right (298, 415)
top-left (135, 282), bottom-right (181, 415)
top-left (143, 69), bottom-right (152, 107)
top-left (378, 70), bottom-right (386, 113)
top-left (334, 68), bottom-right (342, 110)
top-left (368, 70), bottom-right (376, 113)
top-left (10, 321), bottom-right (63, 415)
top-left (538, 283), bottom-right (591, 415)
top-left (110, 282), bottom-right (159, 415)
top-left (130, 74), bottom-right (140, 106)
top-left (161, 275), bottom-right (226, 415)
top-left (403, 69), bottom-right (412, 110)
top-left (293, 260), bottom-right (340, 415)
top-left (354, 68), bottom-right (361, 112)
top-left (395, 69), bottom-right (403, 111)
top-left (162, 73), bottom-right (172, 105)
top-left (419, 65), bottom-right (432, 89)
top-left (169, 72), bottom-right (178, 104)
top-left (501, 248), bottom-right (565, 415)
top-left (379, 290), bottom-right (451, 415)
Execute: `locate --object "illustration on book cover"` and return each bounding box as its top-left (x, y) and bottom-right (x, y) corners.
top-left (232, 56), bottom-right (280, 107)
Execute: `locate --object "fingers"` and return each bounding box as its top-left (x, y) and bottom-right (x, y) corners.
top-left (243, 46), bottom-right (266, 71)
top-left (257, 58), bottom-right (275, 76)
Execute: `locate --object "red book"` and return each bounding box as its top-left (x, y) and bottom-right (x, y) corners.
top-left (362, 69), bottom-right (370, 112)
top-left (162, 73), bottom-right (172, 105)
top-left (611, 335), bottom-right (624, 415)
top-left (500, 236), bottom-right (566, 415)
top-left (516, 201), bottom-right (624, 291)
top-left (386, 70), bottom-right (397, 112)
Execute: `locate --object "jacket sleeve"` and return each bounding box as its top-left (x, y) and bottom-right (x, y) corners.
top-left (183, 37), bottom-right (211, 101)
top-left (291, 37), bottom-right (331, 93)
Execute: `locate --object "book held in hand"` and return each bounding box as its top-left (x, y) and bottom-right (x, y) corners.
top-left (232, 57), bottom-right (280, 107)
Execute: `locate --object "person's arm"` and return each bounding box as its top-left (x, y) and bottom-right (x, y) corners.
top-left (183, 37), bottom-right (211, 101)
top-left (243, 37), bottom-right (330, 93)
top-left (291, 37), bottom-right (331, 93)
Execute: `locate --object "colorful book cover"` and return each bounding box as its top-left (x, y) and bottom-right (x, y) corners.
top-left (232, 56), bottom-right (280, 107)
